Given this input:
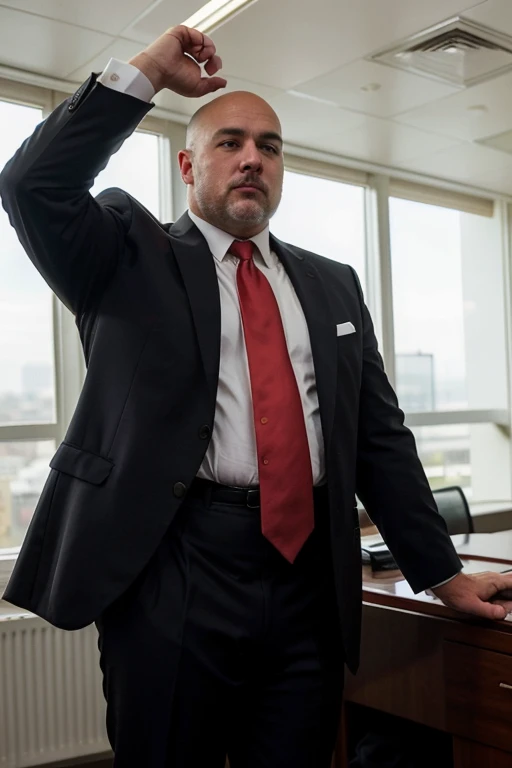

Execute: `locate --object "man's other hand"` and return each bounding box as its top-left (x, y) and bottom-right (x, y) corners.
top-left (432, 571), bottom-right (512, 620)
top-left (129, 25), bottom-right (227, 97)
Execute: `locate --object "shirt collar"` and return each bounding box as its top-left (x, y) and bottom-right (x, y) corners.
top-left (188, 210), bottom-right (274, 268)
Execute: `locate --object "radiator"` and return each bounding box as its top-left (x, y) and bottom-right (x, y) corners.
top-left (0, 615), bottom-right (110, 767)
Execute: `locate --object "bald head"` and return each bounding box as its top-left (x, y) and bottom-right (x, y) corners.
top-left (186, 91), bottom-right (282, 151)
top-left (178, 89), bottom-right (284, 238)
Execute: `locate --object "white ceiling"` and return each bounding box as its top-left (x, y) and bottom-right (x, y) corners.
top-left (3, 0), bottom-right (512, 194)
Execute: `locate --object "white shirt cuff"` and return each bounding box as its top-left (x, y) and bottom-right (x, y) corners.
top-left (426, 571), bottom-right (461, 596)
top-left (97, 58), bottom-right (155, 103)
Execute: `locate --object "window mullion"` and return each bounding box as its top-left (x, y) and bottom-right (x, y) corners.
top-left (366, 173), bottom-right (396, 387)
top-left (158, 129), bottom-right (174, 223)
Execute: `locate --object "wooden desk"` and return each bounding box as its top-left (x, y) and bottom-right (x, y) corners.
top-left (336, 532), bottom-right (512, 768)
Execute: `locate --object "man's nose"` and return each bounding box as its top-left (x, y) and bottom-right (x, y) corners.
top-left (240, 142), bottom-right (263, 173)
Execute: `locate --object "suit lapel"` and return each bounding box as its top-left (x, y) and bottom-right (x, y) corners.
top-left (271, 236), bottom-right (338, 456)
top-left (169, 213), bottom-right (221, 406)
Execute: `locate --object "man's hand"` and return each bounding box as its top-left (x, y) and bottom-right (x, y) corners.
top-left (129, 25), bottom-right (227, 97)
top-left (432, 571), bottom-right (512, 620)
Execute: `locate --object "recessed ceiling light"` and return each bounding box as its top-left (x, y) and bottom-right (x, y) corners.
top-left (360, 82), bottom-right (382, 92)
top-left (182, 0), bottom-right (259, 35)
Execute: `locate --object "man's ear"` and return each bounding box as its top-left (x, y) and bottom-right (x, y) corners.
top-left (178, 149), bottom-right (194, 185)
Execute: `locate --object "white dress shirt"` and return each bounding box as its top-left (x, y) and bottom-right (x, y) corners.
top-left (97, 59), bottom-right (325, 486)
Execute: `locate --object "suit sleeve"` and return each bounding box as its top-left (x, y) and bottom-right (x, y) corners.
top-left (0, 76), bottom-right (153, 316)
top-left (350, 267), bottom-right (462, 592)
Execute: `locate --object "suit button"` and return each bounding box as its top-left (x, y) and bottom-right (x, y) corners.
top-left (198, 425), bottom-right (211, 440)
top-left (173, 482), bottom-right (187, 499)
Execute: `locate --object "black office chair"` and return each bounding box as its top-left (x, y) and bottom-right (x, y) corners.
top-left (433, 485), bottom-right (474, 535)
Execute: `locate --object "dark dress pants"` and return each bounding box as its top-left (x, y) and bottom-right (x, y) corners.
top-left (96, 482), bottom-right (344, 767)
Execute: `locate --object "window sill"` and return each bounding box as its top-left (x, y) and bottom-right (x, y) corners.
top-left (0, 549), bottom-right (18, 594)
top-left (359, 501), bottom-right (512, 535)
top-left (470, 501), bottom-right (512, 533)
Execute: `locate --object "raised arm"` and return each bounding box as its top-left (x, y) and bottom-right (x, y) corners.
top-left (0, 25), bottom-right (226, 317)
top-left (0, 79), bottom-right (151, 316)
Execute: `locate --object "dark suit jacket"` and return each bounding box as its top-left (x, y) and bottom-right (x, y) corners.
top-left (0, 75), bottom-right (461, 672)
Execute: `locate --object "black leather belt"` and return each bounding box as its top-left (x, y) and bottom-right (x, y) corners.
top-left (190, 478), bottom-right (261, 507)
top-left (189, 477), bottom-right (327, 508)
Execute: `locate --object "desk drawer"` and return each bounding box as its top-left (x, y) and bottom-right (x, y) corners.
top-left (445, 641), bottom-right (512, 753)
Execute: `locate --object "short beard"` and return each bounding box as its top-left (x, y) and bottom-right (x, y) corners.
top-left (226, 197), bottom-right (271, 224)
top-left (197, 192), bottom-right (276, 232)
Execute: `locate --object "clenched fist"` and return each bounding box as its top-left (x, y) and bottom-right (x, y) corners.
top-left (129, 25), bottom-right (227, 97)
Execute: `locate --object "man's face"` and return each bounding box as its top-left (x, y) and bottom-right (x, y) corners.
top-left (180, 94), bottom-right (284, 237)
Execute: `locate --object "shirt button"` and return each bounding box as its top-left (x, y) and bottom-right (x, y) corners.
top-left (260, 417), bottom-right (268, 425)
top-left (198, 425), bottom-right (211, 440)
top-left (263, 459), bottom-right (269, 466)
top-left (110, 73), bottom-right (120, 82)
top-left (173, 482), bottom-right (187, 499)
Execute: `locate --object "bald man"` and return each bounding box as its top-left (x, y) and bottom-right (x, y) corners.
top-left (3, 24), bottom-right (512, 768)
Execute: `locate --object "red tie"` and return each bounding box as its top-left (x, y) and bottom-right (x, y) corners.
top-left (231, 239), bottom-right (314, 563)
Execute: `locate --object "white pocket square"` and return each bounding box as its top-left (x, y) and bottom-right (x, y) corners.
top-left (336, 321), bottom-right (356, 337)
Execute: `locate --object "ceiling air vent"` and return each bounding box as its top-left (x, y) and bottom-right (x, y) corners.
top-left (369, 17), bottom-right (512, 88)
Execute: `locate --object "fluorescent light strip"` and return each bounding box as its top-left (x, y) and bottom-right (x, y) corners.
top-left (287, 90), bottom-right (340, 108)
top-left (182, 0), bottom-right (259, 35)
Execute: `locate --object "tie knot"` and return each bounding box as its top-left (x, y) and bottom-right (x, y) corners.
top-left (230, 240), bottom-right (254, 262)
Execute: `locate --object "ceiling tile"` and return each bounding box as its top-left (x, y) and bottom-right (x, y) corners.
top-left (0, 0), bottom-right (153, 36)
top-left (266, 93), bottom-right (366, 147)
top-left (465, 0), bottom-right (512, 38)
top-left (154, 76), bottom-right (282, 118)
top-left (211, 0), bottom-right (495, 91)
top-left (396, 142), bottom-right (512, 183)
top-left (126, 0), bottom-right (206, 44)
top-left (394, 69), bottom-right (512, 141)
top-left (293, 59), bottom-right (459, 118)
top-left (0, 6), bottom-right (113, 78)
top-left (67, 37), bottom-right (144, 81)
top-left (309, 116), bottom-right (458, 165)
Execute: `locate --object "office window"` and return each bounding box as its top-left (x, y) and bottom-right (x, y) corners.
top-left (390, 198), bottom-right (508, 498)
top-left (271, 171), bottom-right (367, 290)
top-left (412, 424), bottom-right (471, 491)
top-left (0, 101), bottom-right (54, 426)
top-left (0, 440), bottom-right (55, 549)
top-left (92, 129), bottom-right (161, 218)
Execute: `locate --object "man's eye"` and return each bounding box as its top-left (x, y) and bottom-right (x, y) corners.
top-left (221, 141), bottom-right (238, 148)
top-left (262, 145), bottom-right (278, 154)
